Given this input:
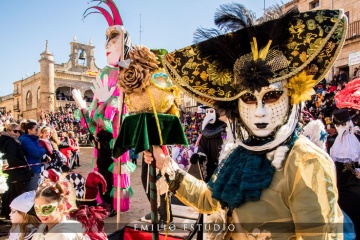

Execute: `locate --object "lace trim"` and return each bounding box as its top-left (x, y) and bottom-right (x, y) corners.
top-left (168, 169), bottom-right (186, 194)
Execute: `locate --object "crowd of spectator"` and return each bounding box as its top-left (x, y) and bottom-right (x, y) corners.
top-left (0, 111), bottom-right (14, 125)
top-left (0, 118), bottom-right (81, 221)
top-left (303, 71), bottom-right (360, 129)
top-left (38, 105), bottom-right (90, 146)
top-left (181, 112), bottom-right (205, 145)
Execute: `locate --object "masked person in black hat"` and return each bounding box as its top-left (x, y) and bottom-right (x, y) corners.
top-left (190, 106), bottom-right (226, 182)
top-left (330, 108), bottom-right (360, 237)
top-left (144, 4), bottom-right (349, 239)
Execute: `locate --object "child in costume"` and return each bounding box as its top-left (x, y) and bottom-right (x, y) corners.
top-left (144, 4), bottom-right (348, 239)
top-left (8, 191), bottom-right (41, 240)
top-left (32, 180), bottom-right (87, 240)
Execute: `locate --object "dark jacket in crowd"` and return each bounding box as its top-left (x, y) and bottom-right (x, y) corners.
top-left (19, 134), bottom-right (46, 174)
top-left (0, 132), bottom-right (31, 182)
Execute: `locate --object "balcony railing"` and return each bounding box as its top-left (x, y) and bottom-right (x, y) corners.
top-left (13, 104), bottom-right (20, 112)
top-left (13, 89), bottom-right (20, 95)
top-left (55, 100), bottom-right (90, 109)
top-left (347, 20), bottom-right (360, 40)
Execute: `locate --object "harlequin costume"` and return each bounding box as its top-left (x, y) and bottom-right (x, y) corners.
top-left (157, 5), bottom-right (348, 239)
top-left (75, 0), bottom-right (134, 213)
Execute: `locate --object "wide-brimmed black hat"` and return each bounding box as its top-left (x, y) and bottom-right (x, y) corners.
top-left (163, 5), bottom-right (347, 108)
top-left (332, 109), bottom-right (350, 124)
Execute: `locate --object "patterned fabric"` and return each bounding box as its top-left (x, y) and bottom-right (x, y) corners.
top-left (163, 10), bottom-right (347, 107)
top-left (335, 78), bottom-right (360, 110)
top-left (64, 173), bottom-right (86, 199)
top-left (174, 136), bottom-right (344, 239)
top-left (208, 131), bottom-right (297, 211)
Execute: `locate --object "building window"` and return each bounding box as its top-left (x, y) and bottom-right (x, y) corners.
top-left (309, 0), bottom-right (320, 9)
top-left (26, 91), bottom-right (32, 106)
top-left (345, 11), bottom-right (350, 23)
top-left (37, 87), bottom-right (41, 102)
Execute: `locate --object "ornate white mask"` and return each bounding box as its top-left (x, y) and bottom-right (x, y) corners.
top-left (202, 108), bottom-right (216, 130)
top-left (238, 80), bottom-right (290, 138)
top-left (105, 25), bottom-right (126, 67)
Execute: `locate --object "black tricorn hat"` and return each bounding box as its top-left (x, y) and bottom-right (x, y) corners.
top-left (332, 109), bottom-right (350, 124)
top-left (163, 5), bottom-right (347, 108)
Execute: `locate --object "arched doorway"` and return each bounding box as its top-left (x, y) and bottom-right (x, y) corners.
top-left (56, 86), bottom-right (74, 101)
top-left (26, 91), bottom-right (32, 110)
top-left (84, 89), bottom-right (94, 102)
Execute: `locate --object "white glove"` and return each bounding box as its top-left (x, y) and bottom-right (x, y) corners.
top-left (91, 74), bottom-right (116, 103)
top-left (71, 89), bottom-right (87, 109)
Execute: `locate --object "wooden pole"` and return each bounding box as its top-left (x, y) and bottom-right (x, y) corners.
top-left (116, 29), bottom-right (125, 230)
top-left (149, 146), bottom-right (159, 240)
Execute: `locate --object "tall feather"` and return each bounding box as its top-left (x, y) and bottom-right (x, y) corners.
top-left (83, 6), bottom-right (114, 26)
top-left (194, 28), bottom-right (241, 72)
top-left (104, 0), bottom-right (123, 25)
top-left (214, 3), bottom-right (256, 32)
top-left (193, 4), bottom-right (299, 74)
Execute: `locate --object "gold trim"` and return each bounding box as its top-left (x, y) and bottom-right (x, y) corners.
top-left (313, 14), bottom-right (348, 85)
top-left (163, 58), bottom-right (240, 102)
top-left (76, 198), bottom-right (97, 201)
top-left (163, 62), bottom-right (217, 108)
top-left (268, 9), bottom-right (345, 85)
top-left (163, 10), bottom-right (346, 104)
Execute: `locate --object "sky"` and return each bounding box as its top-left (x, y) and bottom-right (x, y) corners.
top-left (0, 0), bottom-right (290, 96)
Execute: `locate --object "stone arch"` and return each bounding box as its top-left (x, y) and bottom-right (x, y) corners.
top-left (37, 87), bottom-right (41, 102)
top-left (56, 86), bottom-right (73, 101)
top-left (26, 91), bottom-right (32, 110)
top-left (84, 89), bottom-right (94, 102)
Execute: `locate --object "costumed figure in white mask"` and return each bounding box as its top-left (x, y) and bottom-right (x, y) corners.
top-left (144, 4), bottom-right (349, 239)
top-left (72, 0), bottom-right (134, 215)
top-left (190, 106), bottom-right (226, 182)
top-left (331, 79), bottom-right (360, 237)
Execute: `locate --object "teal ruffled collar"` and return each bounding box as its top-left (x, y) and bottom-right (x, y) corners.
top-left (208, 131), bottom-right (298, 211)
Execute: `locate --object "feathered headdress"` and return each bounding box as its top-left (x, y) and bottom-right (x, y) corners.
top-left (83, 0), bottom-right (132, 60)
top-left (83, 0), bottom-right (123, 26)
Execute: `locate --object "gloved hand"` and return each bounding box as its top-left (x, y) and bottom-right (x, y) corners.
top-left (190, 152), bottom-right (207, 165)
top-left (91, 74), bottom-right (116, 103)
top-left (206, 212), bottom-right (226, 240)
top-left (71, 89), bottom-right (87, 109)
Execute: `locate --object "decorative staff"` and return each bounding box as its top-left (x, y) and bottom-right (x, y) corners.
top-left (113, 47), bottom-right (187, 239)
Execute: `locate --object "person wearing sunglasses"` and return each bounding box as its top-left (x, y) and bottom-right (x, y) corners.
top-left (32, 180), bottom-right (87, 240)
top-left (18, 121), bottom-right (46, 191)
top-left (0, 123), bottom-right (34, 219)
